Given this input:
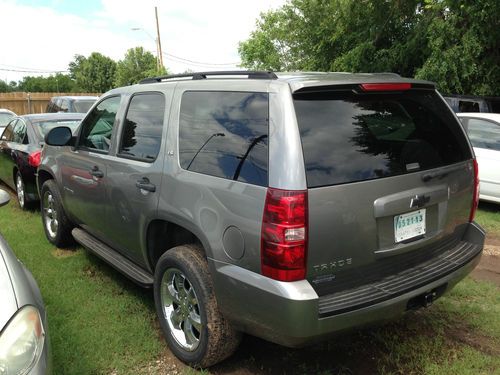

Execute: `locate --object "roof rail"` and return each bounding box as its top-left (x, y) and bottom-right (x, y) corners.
top-left (139, 70), bottom-right (278, 84)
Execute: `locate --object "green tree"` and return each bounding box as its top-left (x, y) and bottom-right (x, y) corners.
top-left (17, 73), bottom-right (78, 92)
top-left (69, 52), bottom-right (117, 92)
top-left (239, 0), bottom-right (500, 95)
top-left (0, 79), bottom-right (13, 93)
top-left (115, 47), bottom-right (165, 86)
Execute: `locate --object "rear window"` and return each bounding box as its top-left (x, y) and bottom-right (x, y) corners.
top-left (35, 119), bottom-right (82, 138)
top-left (73, 100), bottom-right (96, 113)
top-left (294, 89), bottom-right (471, 188)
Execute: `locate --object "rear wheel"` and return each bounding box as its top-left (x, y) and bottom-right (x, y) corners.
top-left (41, 180), bottom-right (73, 247)
top-left (154, 245), bottom-right (241, 368)
top-left (15, 173), bottom-right (27, 210)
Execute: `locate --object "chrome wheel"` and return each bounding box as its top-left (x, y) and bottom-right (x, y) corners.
top-left (16, 175), bottom-right (25, 208)
top-left (43, 191), bottom-right (58, 239)
top-left (160, 268), bottom-right (202, 351)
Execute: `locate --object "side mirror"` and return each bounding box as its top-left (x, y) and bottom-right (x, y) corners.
top-left (45, 126), bottom-right (73, 146)
top-left (0, 189), bottom-right (10, 207)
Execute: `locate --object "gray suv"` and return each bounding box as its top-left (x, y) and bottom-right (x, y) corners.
top-left (37, 71), bottom-right (485, 367)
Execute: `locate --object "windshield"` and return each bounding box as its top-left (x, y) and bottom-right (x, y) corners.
top-left (34, 119), bottom-right (81, 139)
top-left (0, 113), bottom-right (14, 126)
top-left (294, 89), bottom-right (472, 188)
top-left (73, 100), bottom-right (96, 113)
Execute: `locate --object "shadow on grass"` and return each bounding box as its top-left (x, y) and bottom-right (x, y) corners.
top-left (478, 201), bottom-right (500, 213)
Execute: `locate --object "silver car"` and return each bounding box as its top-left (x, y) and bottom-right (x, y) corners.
top-left (39, 71), bottom-right (484, 368)
top-left (0, 190), bottom-right (50, 374)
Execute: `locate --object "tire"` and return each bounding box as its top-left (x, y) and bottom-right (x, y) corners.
top-left (40, 180), bottom-right (73, 247)
top-left (15, 172), bottom-right (28, 210)
top-left (154, 244), bottom-right (241, 368)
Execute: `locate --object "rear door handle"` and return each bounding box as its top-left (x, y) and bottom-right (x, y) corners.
top-left (89, 166), bottom-right (104, 178)
top-left (136, 177), bottom-right (156, 192)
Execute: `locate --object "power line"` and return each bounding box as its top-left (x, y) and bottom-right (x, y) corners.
top-left (0, 67), bottom-right (68, 74)
top-left (162, 52), bottom-right (240, 67)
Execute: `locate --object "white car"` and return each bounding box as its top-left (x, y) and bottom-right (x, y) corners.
top-left (458, 113), bottom-right (500, 203)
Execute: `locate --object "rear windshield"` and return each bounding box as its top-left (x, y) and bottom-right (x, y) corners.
top-left (294, 89), bottom-right (471, 188)
top-left (34, 119), bottom-right (82, 139)
top-left (73, 100), bottom-right (96, 113)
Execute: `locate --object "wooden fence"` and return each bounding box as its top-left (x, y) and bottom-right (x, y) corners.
top-left (0, 92), bottom-right (100, 115)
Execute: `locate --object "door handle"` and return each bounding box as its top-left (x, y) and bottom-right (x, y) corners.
top-left (89, 166), bottom-right (104, 178)
top-left (136, 177), bottom-right (156, 192)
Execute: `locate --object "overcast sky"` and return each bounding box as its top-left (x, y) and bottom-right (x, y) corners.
top-left (0, 0), bottom-right (287, 83)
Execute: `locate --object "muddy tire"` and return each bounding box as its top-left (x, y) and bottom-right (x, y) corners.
top-left (154, 244), bottom-right (241, 368)
top-left (40, 180), bottom-right (73, 247)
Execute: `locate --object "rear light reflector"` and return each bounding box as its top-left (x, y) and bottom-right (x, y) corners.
top-left (360, 83), bottom-right (412, 92)
top-left (261, 188), bottom-right (308, 282)
top-left (469, 159), bottom-right (479, 222)
top-left (28, 150), bottom-right (41, 168)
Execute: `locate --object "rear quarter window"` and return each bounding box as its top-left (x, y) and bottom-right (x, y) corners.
top-left (179, 91), bottom-right (269, 187)
top-left (294, 89), bottom-right (472, 188)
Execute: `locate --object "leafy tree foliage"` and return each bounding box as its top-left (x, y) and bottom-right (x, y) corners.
top-left (17, 73), bottom-right (78, 92)
top-left (115, 47), bottom-right (166, 86)
top-left (239, 0), bottom-right (500, 95)
top-left (69, 52), bottom-right (117, 92)
top-left (0, 79), bottom-right (13, 93)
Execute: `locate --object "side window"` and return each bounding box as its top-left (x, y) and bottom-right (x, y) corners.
top-left (118, 93), bottom-right (165, 162)
top-left (467, 118), bottom-right (500, 151)
top-left (12, 120), bottom-right (27, 144)
top-left (1, 120), bottom-right (16, 141)
top-left (179, 91), bottom-right (269, 187)
top-left (60, 99), bottom-right (69, 112)
top-left (459, 100), bottom-right (480, 113)
top-left (79, 96), bottom-right (120, 152)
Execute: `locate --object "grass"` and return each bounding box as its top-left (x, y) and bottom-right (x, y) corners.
top-left (0, 196), bottom-right (163, 374)
top-left (0, 189), bottom-right (498, 374)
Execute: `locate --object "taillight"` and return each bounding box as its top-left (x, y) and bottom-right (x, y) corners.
top-left (261, 188), bottom-right (308, 282)
top-left (360, 83), bottom-right (412, 91)
top-left (28, 150), bottom-right (41, 168)
top-left (469, 159), bottom-right (479, 222)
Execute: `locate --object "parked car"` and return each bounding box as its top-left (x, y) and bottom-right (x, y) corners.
top-left (38, 71), bottom-right (484, 367)
top-left (0, 189), bottom-right (50, 374)
top-left (458, 112), bottom-right (500, 203)
top-left (0, 108), bottom-right (16, 136)
top-left (46, 96), bottom-right (98, 114)
top-left (0, 113), bottom-right (84, 209)
top-left (443, 94), bottom-right (500, 113)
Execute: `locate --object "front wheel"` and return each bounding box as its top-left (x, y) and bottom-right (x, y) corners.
top-left (40, 180), bottom-right (73, 247)
top-left (154, 245), bottom-right (241, 368)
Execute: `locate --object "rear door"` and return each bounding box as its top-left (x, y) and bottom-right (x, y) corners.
top-left (293, 86), bottom-right (474, 294)
top-left (103, 91), bottom-right (170, 265)
top-left (60, 96), bottom-right (121, 239)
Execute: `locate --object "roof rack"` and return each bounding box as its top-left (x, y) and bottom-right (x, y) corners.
top-left (139, 70), bottom-right (278, 84)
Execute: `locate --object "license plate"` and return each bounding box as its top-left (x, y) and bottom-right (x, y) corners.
top-left (394, 209), bottom-right (426, 243)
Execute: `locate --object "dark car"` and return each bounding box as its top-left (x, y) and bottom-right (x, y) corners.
top-left (46, 96), bottom-right (98, 114)
top-left (0, 113), bottom-right (84, 209)
top-left (0, 189), bottom-right (50, 373)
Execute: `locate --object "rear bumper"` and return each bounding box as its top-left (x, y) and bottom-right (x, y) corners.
top-left (211, 222), bottom-right (484, 347)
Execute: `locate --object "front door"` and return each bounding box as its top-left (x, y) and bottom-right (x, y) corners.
top-left (104, 92), bottom-right (169, 266)
top-left (60, 96), bottom-right (121, 240)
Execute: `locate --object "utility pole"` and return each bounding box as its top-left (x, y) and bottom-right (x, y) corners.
top-left (155, 7), bottom-right (164, 71)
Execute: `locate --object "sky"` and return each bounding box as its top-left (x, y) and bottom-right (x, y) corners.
top-left (0, 0), bottom-right (287, 83)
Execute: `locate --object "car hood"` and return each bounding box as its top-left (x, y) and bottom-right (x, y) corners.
top-left (0, 240), bottom-right (18, 331)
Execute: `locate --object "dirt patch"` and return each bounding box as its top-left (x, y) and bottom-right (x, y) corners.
top-left (52, 248), bottom-right (77, 258)
top-left (471, 236), bottom-right (500, 287)
top-left (445, 325), bottom-right (500, 357)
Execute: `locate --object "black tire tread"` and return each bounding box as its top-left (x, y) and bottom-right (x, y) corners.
top-left (41, 179), bottom-right (74, 247)
top-left (154, 244), bottom-right (241, 368)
